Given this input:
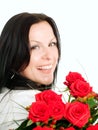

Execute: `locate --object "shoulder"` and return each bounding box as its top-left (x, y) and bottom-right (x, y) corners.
top-left (0, 88), bottom-right (40, 106)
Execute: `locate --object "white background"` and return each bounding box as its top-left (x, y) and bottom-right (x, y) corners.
top-left (0, 0), bottom-right (98, 91)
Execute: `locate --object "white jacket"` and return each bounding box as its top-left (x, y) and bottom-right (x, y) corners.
top-left (0, 88), bottom-right (40, 130)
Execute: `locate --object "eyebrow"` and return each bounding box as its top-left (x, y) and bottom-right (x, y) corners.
top-left (29, 37), bottom-right (57, 44)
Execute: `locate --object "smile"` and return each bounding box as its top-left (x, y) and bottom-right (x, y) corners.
top-left (37, 65), bottom-right (52, 70)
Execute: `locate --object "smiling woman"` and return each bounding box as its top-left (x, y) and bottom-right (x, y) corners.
top-left (20, 21), bottom-right (59, 85)
top-left (0, 12), bottom-right (61, 130)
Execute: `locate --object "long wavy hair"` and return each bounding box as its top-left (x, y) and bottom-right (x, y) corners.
top-left (0, 12), bottom-right (61, 91)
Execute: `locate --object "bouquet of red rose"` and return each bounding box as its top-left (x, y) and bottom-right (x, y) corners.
top-left (16, 72), bottom-right (98, 130)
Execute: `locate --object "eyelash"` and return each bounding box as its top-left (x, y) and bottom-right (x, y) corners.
top-left (30, 45), bottom-right (39, 50)
top-left (30, 42), bottom-right (57, 50)
top-left (49, 42), bottom-right (57, 47)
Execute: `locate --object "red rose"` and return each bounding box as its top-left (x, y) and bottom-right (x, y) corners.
top-left (35, 90), bottom-right (62, 104)
top-left (64, 101), bottom-right (91, 128)
top-left (65, 127), bottom-right (75, 130)
top-left (69, 79), bottom-right (92, 97)
top-left (49, 101), bottom-right (65, 120)
top-left (64, 71), bottom-right (86, 87)
top-left (32, 126), bottom-right (53, 130)
top-left (86, 124), bottom-right (98, 130)
top-left (33, 126), bottom-right (53, 130)
top-left (28, 101), bottom-right (50, 122)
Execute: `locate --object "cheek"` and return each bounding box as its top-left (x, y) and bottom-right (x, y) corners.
top-left (29, 53), bottom-right (40, 65)
top-left (53, 49), bottom-right (59, 61)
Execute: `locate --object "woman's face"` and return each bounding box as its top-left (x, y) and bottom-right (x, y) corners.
top-left (20, 21), bottom-right (59, 85)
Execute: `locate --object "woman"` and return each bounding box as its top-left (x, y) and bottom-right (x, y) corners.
top-left (0, 12), bottom-right (61, 129)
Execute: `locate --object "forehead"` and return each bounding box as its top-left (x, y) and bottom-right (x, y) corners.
top-left (30, 21), bottom-right (52, 30)
top-left (29, 21), bottom-right (56, 42)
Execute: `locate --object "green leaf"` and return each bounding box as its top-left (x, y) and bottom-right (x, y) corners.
top-left (86, 98), bottom-right (97, 108)
top-left (26, 120), bottom-right (33, 126)
top-left (15, 119), bottom-right (29, 130)
top-left (15, 119), bottom-right (37, 130)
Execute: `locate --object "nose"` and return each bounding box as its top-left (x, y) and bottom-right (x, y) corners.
top-left (42, 47), bottom-right (52, 60)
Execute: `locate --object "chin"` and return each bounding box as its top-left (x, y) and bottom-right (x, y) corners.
top-left (41, 76), bottom-right (54, 85)
top-left (44, 80), bottom-right (53, 85)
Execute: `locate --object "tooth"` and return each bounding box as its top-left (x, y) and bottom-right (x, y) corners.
top-left (39, 65), bottom-right (52, 69)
